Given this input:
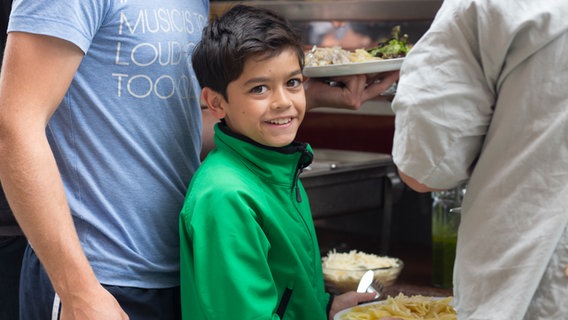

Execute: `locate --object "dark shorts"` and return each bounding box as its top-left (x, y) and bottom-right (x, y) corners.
top-left (0, 235), bottom-right (26, 320)
top-left (19, 245), bottom-right (181, 320)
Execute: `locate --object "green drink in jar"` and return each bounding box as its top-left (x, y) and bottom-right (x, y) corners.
top-left (431, 187), bottom-right (464, 289)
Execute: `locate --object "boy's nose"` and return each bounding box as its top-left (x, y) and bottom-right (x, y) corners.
top-left (272, 87), bottom-right (292, 109)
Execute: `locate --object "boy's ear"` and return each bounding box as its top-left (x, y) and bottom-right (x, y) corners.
top-left (201, 87), bottom-right (226, 120)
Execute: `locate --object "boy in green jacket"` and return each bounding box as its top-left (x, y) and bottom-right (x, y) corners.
top-left (179, 5), bottom-right (377, 319)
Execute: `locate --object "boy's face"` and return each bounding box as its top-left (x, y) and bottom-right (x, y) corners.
top-left (220, 48), bottom-right (306, 148)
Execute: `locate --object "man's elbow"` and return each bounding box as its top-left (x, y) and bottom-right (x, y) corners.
top-left (397, 169), bottom-right (441, 193)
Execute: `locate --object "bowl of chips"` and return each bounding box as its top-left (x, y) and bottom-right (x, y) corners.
top-left (322, 250), bottom-right (403, 295)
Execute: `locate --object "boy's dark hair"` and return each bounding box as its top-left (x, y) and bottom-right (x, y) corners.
top-left (192, 5), bottom-right (304, 100)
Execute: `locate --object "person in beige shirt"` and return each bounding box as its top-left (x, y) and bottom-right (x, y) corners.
top-left (391, 0), bottom-right (568, 319)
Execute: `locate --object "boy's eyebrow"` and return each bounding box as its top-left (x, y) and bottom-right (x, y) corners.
top-left (243, 69), bottom-right (303, 86)
top-left (289, 70), bottom-right (303, 77)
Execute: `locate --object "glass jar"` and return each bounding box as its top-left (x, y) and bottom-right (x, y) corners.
top-left (431, 185), bottom-right (465, 289)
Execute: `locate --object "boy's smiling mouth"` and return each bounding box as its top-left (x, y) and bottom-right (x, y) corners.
top-left (268, 117), bottom-right (293, 125)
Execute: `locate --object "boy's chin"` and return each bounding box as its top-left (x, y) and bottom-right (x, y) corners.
top-left (260, 137), bottom-right (296, 148)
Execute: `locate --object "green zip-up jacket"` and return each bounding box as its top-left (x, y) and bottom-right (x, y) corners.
top-left (180, 123), bottom-right (330, 320)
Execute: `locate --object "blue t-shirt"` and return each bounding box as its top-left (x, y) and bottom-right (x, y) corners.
top-left (8, 0), bottom-right (209, 288)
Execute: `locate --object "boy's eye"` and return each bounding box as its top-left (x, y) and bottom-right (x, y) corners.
top-left (250, 85), bottom-right (268, 94)
top-left (287, 78), bottom-right (303, 88)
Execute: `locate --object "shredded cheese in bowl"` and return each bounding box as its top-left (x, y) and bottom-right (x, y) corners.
top-left (322, 250), bottom-right (403, 294)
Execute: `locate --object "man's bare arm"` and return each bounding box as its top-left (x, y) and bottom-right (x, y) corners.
top-left (0, 32), bottom-right (127, 319)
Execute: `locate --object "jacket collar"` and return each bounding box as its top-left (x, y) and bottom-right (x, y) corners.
top-left (214, 122), bottom-right (313, 185)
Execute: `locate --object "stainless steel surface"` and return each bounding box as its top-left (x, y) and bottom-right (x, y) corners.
top-left (303, 148), bottom-right (392, 175)
top-left (211, 0), bottom-right (443, 21)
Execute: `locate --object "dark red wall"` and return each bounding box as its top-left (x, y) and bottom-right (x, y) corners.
top-left (297, 112), bottom-right (395, 154)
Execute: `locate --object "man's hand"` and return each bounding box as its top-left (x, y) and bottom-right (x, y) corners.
top-left (328, 291), bottom-right (377, 319)
top-left (60, 285), bottom-right (128, 320)
top-left (305, 70), bottom-right (400, 111)
top-left (328, 291), bottom-right (406, 320)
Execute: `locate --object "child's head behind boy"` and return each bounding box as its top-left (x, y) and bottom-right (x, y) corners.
top-left (192, 5), bottom-right (306, 148)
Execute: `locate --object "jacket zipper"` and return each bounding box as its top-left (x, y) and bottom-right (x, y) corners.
top-left (293, 147), bottom-right (312, 202)
top-left (276, 287), bottom-right (293, 318)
